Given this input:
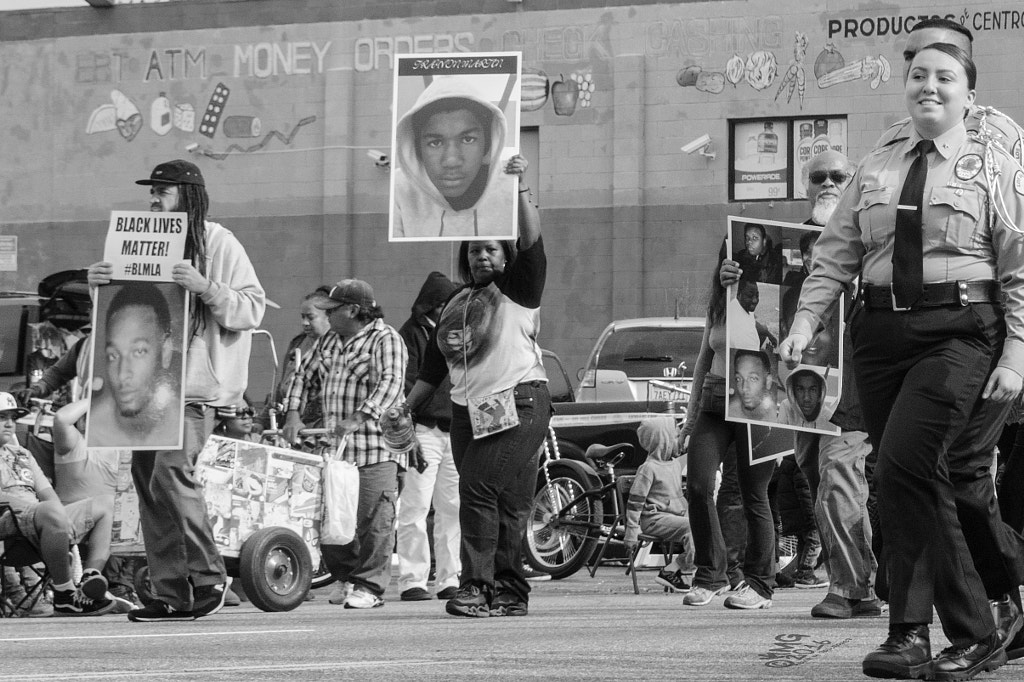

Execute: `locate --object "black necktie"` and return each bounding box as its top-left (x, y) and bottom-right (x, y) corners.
top-left (891, 139), bottom-right (932, 308)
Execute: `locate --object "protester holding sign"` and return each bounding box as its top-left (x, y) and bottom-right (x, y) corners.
top-left (406, 154), bottom-right (549, 619)
top-left (88, 159), bottom-right (266, 622)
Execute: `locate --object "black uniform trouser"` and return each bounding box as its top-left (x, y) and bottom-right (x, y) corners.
top-left (851, 302), bottom-right (1003, 646)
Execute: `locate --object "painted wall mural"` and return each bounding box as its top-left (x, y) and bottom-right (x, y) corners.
top-left (76, 40), bottom-right (332, 164)
top-left (673, 31), bottom-right (890, 104)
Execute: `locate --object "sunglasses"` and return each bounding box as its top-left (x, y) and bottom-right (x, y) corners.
top-left (808, 170), bottom-right (850, 185)
top-left (238, 408), bottom-right (255, 418)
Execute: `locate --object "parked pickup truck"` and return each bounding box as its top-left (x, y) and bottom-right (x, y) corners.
top-left (542, 348), bottom-right (687, 472)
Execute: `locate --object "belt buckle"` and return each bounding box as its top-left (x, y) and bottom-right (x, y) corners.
top-left (890, 284), bottom-right (911, 312)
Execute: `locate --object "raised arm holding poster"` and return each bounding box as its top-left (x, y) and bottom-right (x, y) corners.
top-left (389, 52), bottom-right (521, 242)
top-left (85, 210), bottom-right (189, 450)
top-left (724, 216), bottom-right (842, 439)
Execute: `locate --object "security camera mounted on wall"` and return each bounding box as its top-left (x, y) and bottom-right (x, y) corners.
top-left (367, 149), bottom-right (390, 169)
top-left (680, 134), bottom-right (712, 155)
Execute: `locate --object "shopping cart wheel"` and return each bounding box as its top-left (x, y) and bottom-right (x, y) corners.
top-left (133, 565), bottom-right (155, 606)
top-left (238, 527), bottom-right (312, 612)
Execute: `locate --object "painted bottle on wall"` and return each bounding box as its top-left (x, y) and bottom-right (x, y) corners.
top-left (150, 92), bottom-right (172, 136)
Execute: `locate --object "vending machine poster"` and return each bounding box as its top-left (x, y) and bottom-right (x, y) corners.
top-left (730, 119), bottom-right (790, 201)
top-left (724, 216), bottom-right (842, 437)
top-left (791, 116), bottom-right (849, 199)
top-left (389, 52), bottom-right (522, 242)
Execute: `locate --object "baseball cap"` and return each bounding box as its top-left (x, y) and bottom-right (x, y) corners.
top-left (136, 159), bottom-right (206, 187)
top-left (327, 279), bottom-right (376, 308)
top-left (0, 392), bottom-right (29, 420)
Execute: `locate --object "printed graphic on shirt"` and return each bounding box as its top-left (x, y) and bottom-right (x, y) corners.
top-left (0, 449), bottom-right (36, 490)
top-left (954, 154), bottom-right (983, 181)
top-left (436, 286), bottom-right (504, 368)
top-left (1014, 170), bottom-right (1024, 196)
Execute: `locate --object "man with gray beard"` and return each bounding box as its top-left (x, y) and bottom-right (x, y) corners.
top-left (723, 149), bottom-right (882, 618)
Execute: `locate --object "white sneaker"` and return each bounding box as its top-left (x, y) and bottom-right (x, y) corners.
top-left (344, 587), bottom-right (384, 609)
top-left (682, 584), bottom-right (728, 606)
top-left (723, 582), bottom-right (772, 610)
top-left (328, 581), bottom-right (352, 605)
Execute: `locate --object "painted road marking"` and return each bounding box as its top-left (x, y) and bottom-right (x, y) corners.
top-left (1, 661), bottom-right (448, 680)
top-left (0, 628), bottom-right (314, 643)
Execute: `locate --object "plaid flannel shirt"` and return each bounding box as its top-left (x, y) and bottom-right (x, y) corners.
top-left (284, 319), bottom-right (407, 468)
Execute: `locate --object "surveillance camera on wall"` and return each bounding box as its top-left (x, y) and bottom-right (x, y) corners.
top-left (680, 134), bottom-right (712, 155)
top-left (367, 149), bottom-right (390, 168)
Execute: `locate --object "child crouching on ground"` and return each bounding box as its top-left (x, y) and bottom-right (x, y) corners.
top-left (624, 417), bottom-right (696, 592)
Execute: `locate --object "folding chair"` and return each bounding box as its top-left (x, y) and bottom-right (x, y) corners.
top-left (0, 503), bottom-right (51, 618)
top-left (589, 474), bottom-right (674, 595)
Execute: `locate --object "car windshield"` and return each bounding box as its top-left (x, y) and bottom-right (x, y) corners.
top-left (597, 328), bottom-right (703, 379)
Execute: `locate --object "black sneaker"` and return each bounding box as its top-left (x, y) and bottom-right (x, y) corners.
top-left (127, 600), bottom-right (193, 622)
top-left (445, 585), bottom-right (490, 618)
top-left (53, 588), bottom-right (116, 617)
top-left (522, 565), bottom-right (552, 582)
top-left (655, 569), bottom-right (691, 593)
top-left (192, 583), bottom-right (228, 619)
top-left (400, 587), bottom-right (432, 601)
top-left (79, 571), bottom-right (109, 601)
top-left (436, 586), bottom-right (458, 600)
top-left (490, 593), bottom-right (528, 617)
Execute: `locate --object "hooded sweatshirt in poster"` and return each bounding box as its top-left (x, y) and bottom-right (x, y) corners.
top-left (777, 367), bottom-right (839, 434)
top-left (391, 76), bottom-right (515, 241)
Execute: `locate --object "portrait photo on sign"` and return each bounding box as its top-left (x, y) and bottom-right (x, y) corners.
top-left (725, 216), bottom-right (843, 434)
top-left (389, 52), bottom-right (521, 242)
top-left (85, 281), bottom-right (188, 450)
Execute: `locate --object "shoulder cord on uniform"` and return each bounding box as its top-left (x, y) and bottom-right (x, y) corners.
top-left (976, 107), bottom-right (1024, 234)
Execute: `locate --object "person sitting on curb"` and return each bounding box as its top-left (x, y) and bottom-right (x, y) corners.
top-left (0, 392), bottom-right (115, 616)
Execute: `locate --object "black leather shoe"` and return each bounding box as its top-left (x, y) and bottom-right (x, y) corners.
top-left (990, 594), bottom-right (1024, 658)
top-left (862, 624), bottom-right (932, 679)
top-left (931, 632), bottom-right (1006, 681)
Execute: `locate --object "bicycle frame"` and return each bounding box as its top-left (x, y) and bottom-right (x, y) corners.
top-left (539, 426), bottom-right (621, 545)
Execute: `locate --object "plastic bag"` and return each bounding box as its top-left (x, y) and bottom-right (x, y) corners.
top-left (321, 438), bottom-right (358, 545)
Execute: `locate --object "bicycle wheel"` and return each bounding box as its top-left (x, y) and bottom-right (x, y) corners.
top-left (525, 468), bottom-right (604, 579)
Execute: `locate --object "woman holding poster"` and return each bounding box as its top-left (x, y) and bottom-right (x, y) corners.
top-left (405, 154), bottom-right (547, 619)
top-left (680, 242), bottom-right (777, 612)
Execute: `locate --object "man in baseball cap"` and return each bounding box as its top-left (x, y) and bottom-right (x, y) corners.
top-left (0, 392), bottom-right (116, 616)
top-left (87, 158), bottom-right (265, 622)
top-left (0, 392), bottom-right (29, 421)
top-left (326, 279), bottom-right (377, 309)
top-left (135, 159), bottom-right (205, 187)
top-left (283, 276), bottom-right (407, 609)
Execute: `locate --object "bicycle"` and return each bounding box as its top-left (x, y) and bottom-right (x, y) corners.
top-left (525, 426), bottom-right (635, 580)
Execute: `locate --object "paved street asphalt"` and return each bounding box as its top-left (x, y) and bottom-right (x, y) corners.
top-left (2, 567), bottom-right (1022, 681)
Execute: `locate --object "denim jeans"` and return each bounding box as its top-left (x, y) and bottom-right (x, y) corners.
top-left (322, 460), bottom-right (399, 597)
top-left (716, 444), bottom-right (747, 588)
top-left (450, 382), bottom-right (551, 602)
top-left (132, 404), bottom-right (225, 611)
top-left (396, 424), bottom-right (461, 592)
top-left (687, 382), bottom-right (776, 599)
top-left (795, 429), bottom-right (877, 600)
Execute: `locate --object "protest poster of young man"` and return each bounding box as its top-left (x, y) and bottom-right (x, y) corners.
top-left (85, 211), bottom-right (188, 450)
top-left (724, 216), bottom-right (842, 438)
top-left (389, 52), bottom-right (522, 241)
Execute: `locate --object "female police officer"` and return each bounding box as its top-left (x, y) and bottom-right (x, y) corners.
top-left (781, 43), bottom-right (1024, 680)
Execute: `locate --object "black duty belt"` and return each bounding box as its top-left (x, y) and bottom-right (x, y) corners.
top-left (860, 281), bottom-right (1001, 311)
